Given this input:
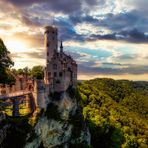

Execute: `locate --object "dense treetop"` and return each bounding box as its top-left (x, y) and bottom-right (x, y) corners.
top-left (0, 39), bottom-right (15, 85)
top-left (78, 78), bottom-right (148, 148)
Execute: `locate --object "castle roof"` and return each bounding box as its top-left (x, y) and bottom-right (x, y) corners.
top-left (51, 51), bottom-right (77, 66)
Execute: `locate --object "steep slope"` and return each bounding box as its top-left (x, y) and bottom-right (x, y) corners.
top-left (78, 78), bottom-right (148, 148)
top-left (25, 87), bottom-right (90, 148)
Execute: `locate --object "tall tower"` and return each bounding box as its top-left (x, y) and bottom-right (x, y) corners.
top-left (44, 26), bottom-right (58, 63)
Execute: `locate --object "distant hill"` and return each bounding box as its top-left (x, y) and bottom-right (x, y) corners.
top-left (78, 78), bottom-right (148, 148)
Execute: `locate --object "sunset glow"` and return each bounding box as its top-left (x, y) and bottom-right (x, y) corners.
top-left (6, 40), bottom-right (29, 53)
top-left (0, 0), bottom-right (148, 80)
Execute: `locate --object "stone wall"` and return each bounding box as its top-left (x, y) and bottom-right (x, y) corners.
top-left (33, 80), bottom-right (48, 109)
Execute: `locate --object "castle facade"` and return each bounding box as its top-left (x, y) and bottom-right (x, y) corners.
top-left (44, 26), bottom-right (77, 93)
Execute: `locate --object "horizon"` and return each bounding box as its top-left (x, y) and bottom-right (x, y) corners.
top-left (0, 0), bottom-right (148, 81)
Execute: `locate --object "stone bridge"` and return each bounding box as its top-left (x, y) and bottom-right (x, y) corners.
top-left (0, 90), bottom-right (36, 117)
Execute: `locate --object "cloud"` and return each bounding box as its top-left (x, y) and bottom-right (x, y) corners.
top-left (5, 0), bottom-right (93, 14)
top-left (11, 50), bottom-right (45, 59)
top-left (2, 0), bottom-right (148, 44)
top-left (89, 29), bottom-right (148, 43)
top-left (78, 61), bottom-right (148, 75)
top-left (1, 0), bottom-right (148, 80)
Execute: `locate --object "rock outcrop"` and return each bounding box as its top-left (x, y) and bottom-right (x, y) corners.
top-left (25, 88), bottom-right (91, 148)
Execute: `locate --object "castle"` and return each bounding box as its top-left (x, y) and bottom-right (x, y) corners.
top-left (0, 26), bottom-right (77, 114)
top-left (44, 26), bottom-right (77, 93)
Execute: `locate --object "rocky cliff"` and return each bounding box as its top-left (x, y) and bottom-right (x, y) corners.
top-left (25, 87), bottom-right (91, 148)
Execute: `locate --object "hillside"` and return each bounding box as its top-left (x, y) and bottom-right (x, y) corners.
top-left (1, 78), bottom-right (148, 148)
top-left (78, 78), bottom-right (148, 148)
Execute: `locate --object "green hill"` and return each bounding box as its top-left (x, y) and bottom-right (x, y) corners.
top-left (78, 78), bottom-right (148, 148)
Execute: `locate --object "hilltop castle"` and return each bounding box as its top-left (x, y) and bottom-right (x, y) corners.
top-left (44, 26), bottom-right (77, 93)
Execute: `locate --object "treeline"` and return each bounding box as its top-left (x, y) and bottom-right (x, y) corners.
top-left (0, 38), bottom-right (14, 85)
top-left (11, 66), bottom-right (44, 80)
top-left (0, 38), bottom-right (44, 85)
top-left (77, 78), bottom-right (148, 148)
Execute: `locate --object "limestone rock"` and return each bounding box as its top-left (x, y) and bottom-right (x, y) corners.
top-left (25, 89), bottom-right (91, 148)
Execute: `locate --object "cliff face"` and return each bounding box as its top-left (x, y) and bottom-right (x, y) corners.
top-left (25, 88), bottom-right (91, 148)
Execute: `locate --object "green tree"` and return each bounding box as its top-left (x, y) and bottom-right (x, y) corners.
top-left (0, 38), bottom-right (14, 84)
top-left (23, 67), bottom-right (31, 78)
top-left (16, 67), bottom-right (31, 77)
top-left (78, 78), bottom-right (148, 148)
top-left (31, 66), bottom-right (44, 79)
top-left (17, 68), bottom-right (24, 75)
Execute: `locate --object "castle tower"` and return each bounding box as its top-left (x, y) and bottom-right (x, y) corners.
top-left (44, 25), bottom-right (77, 94)
top-left (44, 26), bottom-right (58, 63)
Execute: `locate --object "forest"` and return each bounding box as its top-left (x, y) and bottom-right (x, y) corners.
top-left (1, 38), bottom-right (148, 147)
top-left (77, 78), bottom-right (148, 148)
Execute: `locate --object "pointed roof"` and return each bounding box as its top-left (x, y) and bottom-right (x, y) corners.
top-left (60, 40), bottom-right (63, 53)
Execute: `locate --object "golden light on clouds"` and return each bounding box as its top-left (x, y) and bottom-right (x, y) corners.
top-left (78, 74), bottom-right (148, 81)
top-left (6, 39), bottom-right (29, 53)
top-left (0, 0), bottom-right (148, 81)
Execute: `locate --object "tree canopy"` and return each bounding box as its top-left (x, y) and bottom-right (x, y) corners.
top-left (78, 78), bottom-right (148, 148)
top-left (31, 66), bottom-right (44, 79)
top-left (0, 38), bottom-right (15, 85)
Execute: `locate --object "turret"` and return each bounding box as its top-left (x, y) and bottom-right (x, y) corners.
top-left (60, 40), bottom-right (63, 53)
top-left (44, 26), bottom-right (58, 63)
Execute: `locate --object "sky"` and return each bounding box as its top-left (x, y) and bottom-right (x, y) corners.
top-left (0, 0), bottom-right (148, 81)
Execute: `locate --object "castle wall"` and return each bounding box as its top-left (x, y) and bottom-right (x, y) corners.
top-left (33, 80), bottom-right (47, 109)
top-left (44, 26), bottom-right (77, 93)
top-left (44, 26), bottom-right (58, 63)
top-left (0, 76), bottom-right (28, 95)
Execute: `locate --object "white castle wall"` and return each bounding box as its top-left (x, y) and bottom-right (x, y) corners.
top-left (44, 26), bottom-right (58, 63)
top-left (33, 80), bottom-right (48, 109)
top-left (44, 25), bottom-right (77, 94)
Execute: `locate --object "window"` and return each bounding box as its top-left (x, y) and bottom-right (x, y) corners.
top-left (56, 80), bottom-right (60, 84)
top-left (52, 31), bottom-right (54, 34)
top-left (46, 42), bottom-right (50, 47)
top-left (68, 67), bottom-right (71, 71)
top-left (53, 37), bottom-right (54, 40)
top-left (54, 72), bottom-right (57, 77)
top-left (59, 72), bottom-right (62, 77)
top-left (64, 64), bottom-right (67, 68)
top-left (53, 64), bottom-right (57, 70)
top-left (48, 72), bottom-right (51, 77)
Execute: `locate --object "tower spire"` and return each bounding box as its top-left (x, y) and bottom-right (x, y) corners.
top-left (60, 40), bottom-right (63, 53)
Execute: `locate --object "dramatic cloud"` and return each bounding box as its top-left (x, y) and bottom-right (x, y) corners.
top-left (78, 62), bottom-right (148, 75)
top-left (0, 0), bottom-right (148, 80)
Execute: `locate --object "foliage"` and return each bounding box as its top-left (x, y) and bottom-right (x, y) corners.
top-left (45, 102), bottom-right (61, 120)
top-left (0, 38), bottom-right (15, 85)
top-left (0, 108), bottom-right (41, 147)
top-left (78, 78), bottom-right (148, 148)
top-left (15, 67), bottom-right (31, 76)
top-left (0, 117), bottom-right (33, 148)
top-left (31, 66), bottom-right (44, 79)
top-left (69, 109), bottom-right (84, 139)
